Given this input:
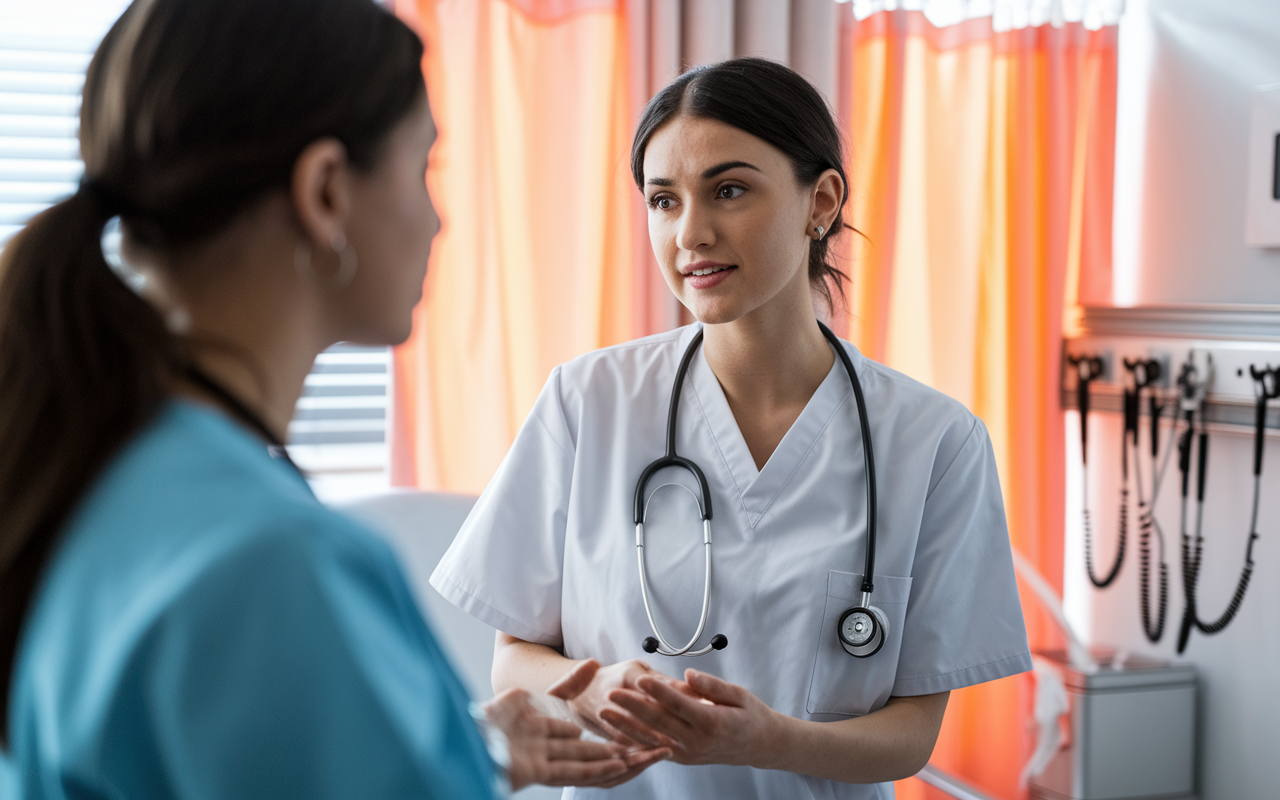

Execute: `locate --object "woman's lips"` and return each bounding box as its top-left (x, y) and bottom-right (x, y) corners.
top-left (684, 265), bottom-right (736, 290)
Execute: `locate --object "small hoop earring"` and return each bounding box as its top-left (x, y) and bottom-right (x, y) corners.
top-left (294, 236), bottom-right (358, 290)
top-left (814, 225), bottom-right (825, 239)
top-left (329, 232), bottom-right (358, 289)
top-left (166, 307), bottom-right (192, 335)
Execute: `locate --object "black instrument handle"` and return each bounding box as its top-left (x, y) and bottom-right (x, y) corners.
top-left (1249, 364), bottom-right (1278, 477)
top-left (1196, 431), bottom-right (1209, 503)
top-left (1078, 373), bottom-right (1091, 465)
top-left (1150, 395), bottom-right (1162, 458)
top-left (1123, 388), bottom-right (1139, 443)
top-left (1255, 395), bottom-right (1267, 477)
top-left (1178, 412), bottom-right (1194, 498)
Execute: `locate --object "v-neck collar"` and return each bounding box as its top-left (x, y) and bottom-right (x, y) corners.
top-left (683, 326), bottom-right (857, 529)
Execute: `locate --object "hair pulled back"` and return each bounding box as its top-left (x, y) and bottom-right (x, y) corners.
top-left (630, 57), bottom-right (850, 309)
top-left (0, 0), bottom-right (424, 742)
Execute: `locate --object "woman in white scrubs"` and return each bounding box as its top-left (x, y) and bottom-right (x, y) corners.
top-left (432, 58), bottom-right (1032, 798)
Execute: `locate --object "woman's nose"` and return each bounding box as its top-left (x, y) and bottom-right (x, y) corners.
top-left (675, 202), bottom-right (715, 252)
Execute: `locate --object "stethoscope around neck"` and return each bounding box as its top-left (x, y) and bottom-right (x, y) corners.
top-left (632, 321), bottom-right (887, 659)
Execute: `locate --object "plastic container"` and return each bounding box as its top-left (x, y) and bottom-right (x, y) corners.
top-left (1030, 649), bottom-right (1197, 800)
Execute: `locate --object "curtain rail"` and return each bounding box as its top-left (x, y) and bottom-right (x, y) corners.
top-left (916, 764), bottom-right (999, 800)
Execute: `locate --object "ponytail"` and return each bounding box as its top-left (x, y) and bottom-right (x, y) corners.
top-left (0, 188), bottom-right (182, 741)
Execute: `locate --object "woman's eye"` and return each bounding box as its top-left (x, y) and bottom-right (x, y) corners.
top-left (650, 196), bottom-right (675, 210)
top-left (716, 185), bottom-right (745, 200)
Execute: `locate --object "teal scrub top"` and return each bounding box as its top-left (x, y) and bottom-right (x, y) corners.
top-left (5, 401), bottom-right (499, 799)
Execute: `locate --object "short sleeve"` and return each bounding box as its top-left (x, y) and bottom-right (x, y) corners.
top-left (431, 367), bottom-right (575, 647)
top-left (103, 517), bottom-right (498, 800)
top-left (892, 420), bottom-right (1033, 696)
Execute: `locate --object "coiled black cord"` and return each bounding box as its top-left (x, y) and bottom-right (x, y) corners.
top-left (1174, 363), bottom-right (1274, 654)
top-left (1084, 483), bottom-right (1127, 588)
top-left (1130, 377), bottom-right (1171, 644)
top-left (1138, 506), bottom-right (1168, 642)
top-left (1078, 360), bottom-right (1128, 590)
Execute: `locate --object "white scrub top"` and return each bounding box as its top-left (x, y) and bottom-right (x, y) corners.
top-left (432, 324), bottom-right (1031, 799)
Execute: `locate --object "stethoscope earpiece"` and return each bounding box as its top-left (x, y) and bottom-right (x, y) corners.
top-left (641, 632), bottom-right (725, 656)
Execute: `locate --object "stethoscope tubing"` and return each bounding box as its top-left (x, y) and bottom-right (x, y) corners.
top-left (636, 519), bottom-right (715, 656)
top-left (819, 322), bottom-right (878, 595)
top-left (633, 330), bottom-right (713, 526)
top-left (632, 322), bottom-right (881, 657)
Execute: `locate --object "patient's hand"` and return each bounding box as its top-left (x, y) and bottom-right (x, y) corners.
top-left (548, 658), bottom-right (683, 752)
top-left (484, 660), bottom-right (671, 790)
top-left (483, 685), bottom-right (625, 790)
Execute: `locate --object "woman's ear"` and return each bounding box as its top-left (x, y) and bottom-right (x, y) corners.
top-left (808, 168), bottom-right (845, 235)
top-left (290, 137), bottom-right (352, 248)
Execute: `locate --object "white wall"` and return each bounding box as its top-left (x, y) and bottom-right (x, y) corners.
top-left (1112, 0), bottom-right (1280, 306)
top-left (1065, 2), bottom-right (1280, 796)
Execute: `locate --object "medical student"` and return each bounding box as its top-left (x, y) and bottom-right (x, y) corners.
top-left (431, 58), bottom-right (1033, 798)
top-left (0, 0), bottom-right (670, 796)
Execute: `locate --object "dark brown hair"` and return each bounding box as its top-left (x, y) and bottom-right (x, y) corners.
top-left (0, 0), bottom-right (424, 743)
top-left (630, 57), bottom-right (851, 308)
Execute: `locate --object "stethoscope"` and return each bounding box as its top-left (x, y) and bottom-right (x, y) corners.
top-left (186, 364), bottom-right (304, 477)
top-left (632, 321), bottom-right (887, 658)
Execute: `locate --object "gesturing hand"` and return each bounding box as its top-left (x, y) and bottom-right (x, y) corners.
top-left (485, 659), bottom-right (672, 791)
top-left (482, 680), bottom-right (628, 791)
top-left (548, 658), bottom-right (681, 753)
top-left (605, 668), bottom-right (784, 768)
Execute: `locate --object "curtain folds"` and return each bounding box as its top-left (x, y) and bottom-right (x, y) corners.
top-left (834, 9), bottom-right (1117, 799)
top-left (392, 0), bottom-right (635, 492)
top-left (393, 2), bottom-right (1117, 797)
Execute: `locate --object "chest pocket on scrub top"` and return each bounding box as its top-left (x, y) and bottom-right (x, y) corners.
top-left (806, 570), bottom-right (913, 717)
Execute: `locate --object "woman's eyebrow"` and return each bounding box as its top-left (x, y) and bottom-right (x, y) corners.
top-left (645, 160), bottom-right (761, 187)
top-left (702, 160), bottom-right (760, 178)
top-left (645, 161), bottom-right (762, 188)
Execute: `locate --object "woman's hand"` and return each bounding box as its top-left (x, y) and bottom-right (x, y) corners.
top-left (604, 668), bottom-right (785, 769)
top-left (483, 660), bottom-right (671, 790)
top-left (483, 686), bottom-right (627, 790)
top-left (547, 658), bottom-right (682, 753)
top-left (483, 652), bottom-right (675, 788)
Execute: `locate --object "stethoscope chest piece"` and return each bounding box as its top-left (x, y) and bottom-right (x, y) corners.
top-left (837, 601), bottom-right (888, 658)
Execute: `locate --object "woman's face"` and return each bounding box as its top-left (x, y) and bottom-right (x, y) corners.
top-left (338, 94), bottom-right (438, 345)
top-left (642, 115), bottom-right (818, 326)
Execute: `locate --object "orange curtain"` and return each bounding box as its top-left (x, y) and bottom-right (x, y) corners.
top-left (833, 9), bottom-right (1116, 800)
top-left (391, 0), bottom-right (636, 492)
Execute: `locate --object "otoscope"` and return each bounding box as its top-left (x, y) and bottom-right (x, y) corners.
top-left (1069, 354), bottom-right (1128, 588)
top-left (1124, 357), bottom-right (1170, 643)
top-left (1175, 360), bottom-right (1277, 654)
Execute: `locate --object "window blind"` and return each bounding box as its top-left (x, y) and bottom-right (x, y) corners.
top-left (0, 1), bottom-right (390, 501)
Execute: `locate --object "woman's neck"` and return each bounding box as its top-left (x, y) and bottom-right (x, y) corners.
top-left (701, 279), bottom-right (834, 469)
top-left (153, 204), bottom-right (331, 443)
